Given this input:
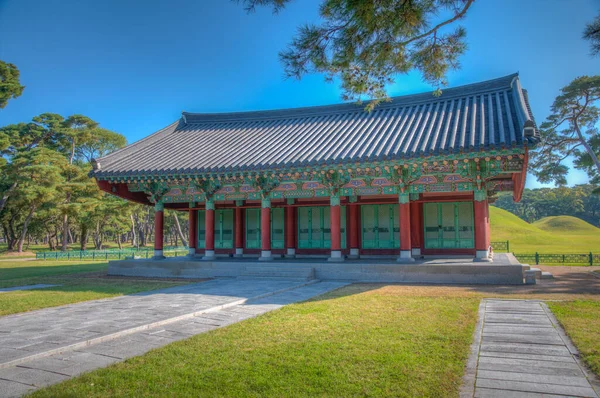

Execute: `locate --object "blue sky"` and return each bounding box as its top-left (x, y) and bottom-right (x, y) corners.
top-left (1, 0), bottom-right (599, 188)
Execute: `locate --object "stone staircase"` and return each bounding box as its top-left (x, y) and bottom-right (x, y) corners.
top-left (238, 264), bottom-right (316, 281)
top-left (523, 264), bottom-right (554, 284)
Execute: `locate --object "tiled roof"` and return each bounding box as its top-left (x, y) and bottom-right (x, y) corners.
top-left (93, 73), bottom-right (539, 178)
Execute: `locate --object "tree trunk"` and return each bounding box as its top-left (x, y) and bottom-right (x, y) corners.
top-left (130, 214), bottom-right (137, 248)
top-left (17, 206), bottom-right (36, 253)
top-left (0, 182), bottom-right (17, 215)
top-left (61, 210), bottom-right (69, 251)
top-left (94, 221), bottom-right (102, 249)
top-left (7, 217), bottom-right (17, 251)
top-left (80, 224), bottom-right (88, 251)
top-left (574, 119), bottom-right (600, 177)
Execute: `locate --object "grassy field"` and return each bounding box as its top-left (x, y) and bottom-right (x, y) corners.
top-left (31, 285), bottom-right (480, 398)
top-left (549, 300), bottom-right (600, 377)
top-left (490, 207), bottom-right (600, 253)
top-left (0, 260), bottom-right (188, 316)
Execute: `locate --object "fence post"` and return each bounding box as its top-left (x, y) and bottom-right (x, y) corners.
top-left (56, 252), bottom-right (58, 260)
top-left (43, 252), bottom-right (46, 260)
top-left (506, 240), bottom-right (510, 253)
top-left (119, 252), bottom-right (121, 260)
top-left (67, 252), bottom-right (70, 260)
top-left (93, 252), bottom-right (95, 260)
top-left (535, 252), bottom-right (539, 265)
top-left (562, 254), bottom-right (565, 264)
top-left (105, 252), bottom-right (108, 260)
top-left (80, 251), bottom-right (82, 260)
top-left (590, 252), bottom-right (593, 266)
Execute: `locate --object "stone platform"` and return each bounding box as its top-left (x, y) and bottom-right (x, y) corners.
top-left (108, 253), bottom-right (526, 285)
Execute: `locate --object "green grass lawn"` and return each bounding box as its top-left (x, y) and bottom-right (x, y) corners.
top-left (30, 285), bottom-right (479, 398)
top-left (548, 300), bottom-right (600, 377)
top-left (490, 207), bottom-right (600, 254)
top-left (0, 260), bottom-right (108, 284)
top-left (0, 260), bottom-right (188, 316)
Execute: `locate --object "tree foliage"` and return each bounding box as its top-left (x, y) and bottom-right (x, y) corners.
top-left (0, 61), bottom-right (25, 109)
top-left (0, 113), bottom-right (135, 252)
top-left (584, 11), bottom-right (600, 57)
top-left (493, 185), bottom-right (600, 227)
top-left (530, 76), bottom-right (600, 191)
top-left (238, 0), bottom-right (473, 109)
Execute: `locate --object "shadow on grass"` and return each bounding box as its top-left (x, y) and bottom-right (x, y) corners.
top-left (0, 263), bottom-right (109, 284)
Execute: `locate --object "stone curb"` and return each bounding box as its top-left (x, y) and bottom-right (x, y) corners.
top-left (460, 299), bottom-right (485, 398)
top-left (0, 278), bottom-right (319, 370)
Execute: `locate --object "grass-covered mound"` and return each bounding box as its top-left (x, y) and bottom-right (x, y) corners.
top-left (533, 216), bottom-right (600, 235)
top-left (490, 207), bottom-right (600, 253)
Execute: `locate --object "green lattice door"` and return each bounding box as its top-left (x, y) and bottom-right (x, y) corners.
top-left (196, 209), bottom-right (234, 249)
top-left (361, 205), bottom-right (400, 249)
top-left (297, 206), bottom-right (346, 249)
top-left (197, 210), bottom-right (205, 249)
top-left (424, 202), bottom-right (474, 249)
top-left (245, 208), bottom-right (285, 249)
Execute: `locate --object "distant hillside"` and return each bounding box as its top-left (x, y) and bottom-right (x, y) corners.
top-left (490, 207), bottom-right (600, 253)
top-left (533, 216), bottom-right (600, 235)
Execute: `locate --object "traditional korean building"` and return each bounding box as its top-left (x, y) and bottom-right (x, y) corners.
top-left (92, 73), bottom-right (539, 264)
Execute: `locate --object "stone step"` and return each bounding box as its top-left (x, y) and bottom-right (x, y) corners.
top-left (541, 271), bottom-right (554, 279)
top-left (236, 276), bottom-right (314, 282)
top-left (529, 268), bottom-right (542, 278)
top-left (240, 265), bottom-right (316, 280)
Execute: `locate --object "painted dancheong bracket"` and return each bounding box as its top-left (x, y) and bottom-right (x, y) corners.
top-left (116, 152), bottom-right (525, 204)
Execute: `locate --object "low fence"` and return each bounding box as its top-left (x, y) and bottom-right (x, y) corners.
top-left (513, 253), bottom-right (599, 266)
top-left (490, 241), bottom-right (510, 252)
top-left (36, 247), bottom-right (188, 261)
top-left (491, 241), bottom-right (597, 265)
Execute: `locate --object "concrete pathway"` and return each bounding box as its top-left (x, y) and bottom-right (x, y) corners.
top-left (463, 299), bottom-right (600, 398)
top-left (0, 284), bottom-right (60, 293)
top-left (0, 278), bottom-right (346, 397)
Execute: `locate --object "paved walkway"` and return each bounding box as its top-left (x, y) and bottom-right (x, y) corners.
top-left (463, 299), bottom-right (600, 397)
top-left (0, 278), bottom-right (346, 397)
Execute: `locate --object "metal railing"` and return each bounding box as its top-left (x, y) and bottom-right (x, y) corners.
top-left (514, 253), bottom-right (598, 266)
top-left (490, 241), bottom-right (510, 252)
top-left (36, 247), bottom-right (188, 261)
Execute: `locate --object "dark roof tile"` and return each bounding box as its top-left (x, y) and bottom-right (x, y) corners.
top-left (94, 73), bottom-right (538, 177)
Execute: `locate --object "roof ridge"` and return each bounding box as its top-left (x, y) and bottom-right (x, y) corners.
top-left (182, 73), bottom-right (519, 123)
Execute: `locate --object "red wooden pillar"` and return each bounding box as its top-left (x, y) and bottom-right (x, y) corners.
top-left (259, 198), bottom-right (272, 261)
top-left (485, 202), bottom-right (491, 249)
top-left (234, 204), bottom-right (243, 257)
top-left (329, 195), bottom-right (344, 262)
top-left (154, 202), bottom-right (165, 259)
top-left (202, 199), bottom-right (216, 260)
top-left (349, 203), bottom-right (359, 258)
top-left (285, 202), bottom-right (296, 258)
top-left (409, 195), bottom-right (421, 256)
top-left (397, 193), bottom-right (414, 263)
top-left (188, 204), bottom-right (197, 256)
top-left (474, 192), bottom-right (491, 261)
